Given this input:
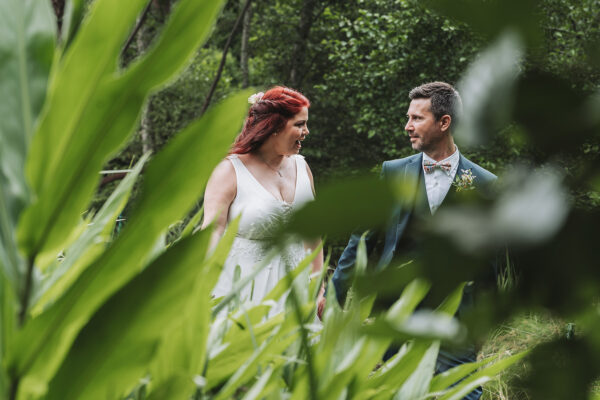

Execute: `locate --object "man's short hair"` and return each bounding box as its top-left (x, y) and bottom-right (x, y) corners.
top-left (409, 82), bottom-right (463, 127)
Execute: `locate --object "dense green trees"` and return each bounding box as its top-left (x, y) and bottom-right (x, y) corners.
top-left (102, 0), bottom-right (597, 223)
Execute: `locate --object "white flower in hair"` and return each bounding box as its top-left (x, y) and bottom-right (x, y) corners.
top-left (248, 92), bottom-right (264, 105)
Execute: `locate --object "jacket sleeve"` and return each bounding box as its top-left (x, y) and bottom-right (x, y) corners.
top-left (331, 229), bottom-right (380, 306)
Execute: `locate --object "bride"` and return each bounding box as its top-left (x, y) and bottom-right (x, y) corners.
top-left (202, 86), bottom-right (323, 314)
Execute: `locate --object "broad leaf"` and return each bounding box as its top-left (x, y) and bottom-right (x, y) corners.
top-left (147, 219), bottom-right (240, 399)
top-left (30, 153), bottom-right (149, 313)
top-left (437, 351), bottom-right (528, 400)
top-left (0, 0), bottom-right (55, 286)
top-left (423, 0), bottom-right (542, 47)
top-left (19, 0), bottom-right (148, 261)
top-left (9, 92), bottom-right (249, 391)
top-left (44, 228), bottom-right (212, 400)
top-left (284, 176), bottom-right (397, 240)
top-left (18, 0), bottom-right (227, 266)
top-left (393, 341), bottom-right (439, 400)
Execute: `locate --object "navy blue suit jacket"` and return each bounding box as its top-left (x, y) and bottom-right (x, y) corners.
top-left (331, 152), bottom-right (497, 305)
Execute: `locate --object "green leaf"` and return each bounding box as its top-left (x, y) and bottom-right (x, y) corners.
top-left (456, 31), bottom-right (523, 147)
top-left (146, 219), bottom-right (240, 399)
top-left (30, 153), bottom-right (149, 313)
top-left (18, 0), bottom-right (227, 265)
top-left (429, 355), bottom-right (498, 394)
top-left (206, 306), bottom-right (309, 391)
top-left (437, 351), bottom-right (529, 400)
top-left (59, 0), bottom-right (86, 51)
top-left (263, 243), bottom-right (322, 304)
top-left (363, 310), bottom-right (466, 344)
top-left (44, 227), bottom-right (212, 400)
top-left (284, 175), bottom-right (397, 240)
top-left (394, 341), bottom-right (439, 399)
top-left (422, 0), bottom-right (542, 47)
top-left (436, 282), bottom-right (466, 317)
top-left (18, 0), bottom-right (147, 261)
top-left (213, 330), bottom-right (298, 400)
top-left (0, 0), bottom-right (55, 285)
top-left (178, 205), bottom-right (204, 241)
top-left (386, 278), bottom-right (431, 323)
top-left (9, 92), bottom-right (249, 391)
top-left (365, 340), bottom-right (432, 393)
top-left (241, 366), bottom-right (277, 400)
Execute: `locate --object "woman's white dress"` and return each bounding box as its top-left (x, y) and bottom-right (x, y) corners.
top-left (212, 154), bottom-right (314, 313)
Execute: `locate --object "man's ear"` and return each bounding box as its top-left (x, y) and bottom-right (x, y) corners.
top-left (439, 115), bottom-right (451, 132)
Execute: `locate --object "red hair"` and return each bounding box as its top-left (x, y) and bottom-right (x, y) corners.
top-left (231, 86), bottom-right (310, 154)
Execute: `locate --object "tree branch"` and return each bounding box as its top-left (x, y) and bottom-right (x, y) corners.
top-left (200, 0), bottom-right (253, 116)
top-left (121, 0), bottom-right (154, 58)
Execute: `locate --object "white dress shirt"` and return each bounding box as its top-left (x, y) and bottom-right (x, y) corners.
top-left (422, 147), bottom-right (460, 214)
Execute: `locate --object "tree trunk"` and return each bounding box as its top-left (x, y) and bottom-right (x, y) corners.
top-left (289, 0), bottom-right (317, 87)
top-left (240, 0), bottom-right (252, 88)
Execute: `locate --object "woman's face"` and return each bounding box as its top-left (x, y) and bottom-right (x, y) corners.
top-left (272, 107), bottom-right (309, 156)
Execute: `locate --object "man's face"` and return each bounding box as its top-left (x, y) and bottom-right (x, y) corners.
top-left (405, 98), bottom-right (445, 153)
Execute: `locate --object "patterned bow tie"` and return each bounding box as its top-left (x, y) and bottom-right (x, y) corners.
top-left (423, 161), bottom-right (452, 174)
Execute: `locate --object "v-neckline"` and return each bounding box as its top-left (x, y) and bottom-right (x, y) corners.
top-left (237, 155), bottom-right (298, 205)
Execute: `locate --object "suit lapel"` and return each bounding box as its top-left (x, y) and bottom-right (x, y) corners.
top-left (401, 153), bottom-right (430, 217)
top-left (440, 155), bottom-right (465, 206)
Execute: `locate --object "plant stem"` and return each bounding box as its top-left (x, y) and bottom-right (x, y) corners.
top-left (121, 0), bottom-right (154, 58)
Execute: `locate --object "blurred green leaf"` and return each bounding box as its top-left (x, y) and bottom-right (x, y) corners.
top-left (422, 0), bottom-right (542, 47)
top-left (60, 0), bottom-right (86, 51)
top-left (45, 227), bottom-right (212, 400)
top-left (147, 219), bottom-right (239, 399)
top-left (19, 0), bottom-right (148, 262)
top-left (456, 31), bottom-right (522, 146)
top-left (429, 354), bottom-right (498, 394)
top-left (436, 282), bottom-right (467, 316)
top-left (363, 310), bottom-right (466, 344)
top-left (31, 153), bottom-right (149, 313)
top-left (394, 340), bottom-right (439, 399)
top-left (437, 350), bottom-right (528, 400)
top-left (365, 340), bottom-right (432, 393)
top-left (284, 176), bottom-right (397, 239)
top-left (514, 72), bottom-right (600, 156)
top-left (9, 92), bottom-right (249, 391)
top-left (0, 0), bottom-right (55, 286)
top-left (433, 167), bottom-right (569, 252)
top-left (18, 0), bottom-right (227, 265)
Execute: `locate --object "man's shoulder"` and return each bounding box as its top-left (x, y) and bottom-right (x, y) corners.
top-left (382, 153), bottom-right (422, 172)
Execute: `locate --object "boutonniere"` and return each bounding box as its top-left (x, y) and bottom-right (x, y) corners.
top-left (453, 169), bottom-right (476, 192)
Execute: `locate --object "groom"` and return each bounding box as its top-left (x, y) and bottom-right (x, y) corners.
top-left (325, 82), bottom-right (496, 400)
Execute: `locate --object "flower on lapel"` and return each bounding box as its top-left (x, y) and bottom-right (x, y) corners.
top-left (453, 169), bottom-right (476, 192)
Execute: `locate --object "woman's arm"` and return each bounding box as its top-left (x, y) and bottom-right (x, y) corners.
top-left (202, 159), bottom-right (237, 251)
